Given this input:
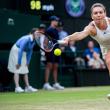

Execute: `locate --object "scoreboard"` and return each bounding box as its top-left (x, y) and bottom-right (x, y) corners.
top-left (1, 0), bottom-right (110, 19)
top-left (0, 0), bottom-right (88, 19)
top-left (17, 0), bottom-right (65, 16)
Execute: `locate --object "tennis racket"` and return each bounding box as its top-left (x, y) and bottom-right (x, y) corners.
top-left (34, 31), bottom-right (65, 52)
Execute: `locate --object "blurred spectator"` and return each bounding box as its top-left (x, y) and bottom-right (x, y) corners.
top-left (57, 21), bottom-right (68, 40)
top-left (63, 41), bottom-right (85, 70)
top-left (43, 16), bottom-right (64, 90)
top-left (63, 41), bottom-right (77, 66)
top-left (57, 21), bottom-right (69, 51)
top-left (83, 40), bottom-right (105, 69)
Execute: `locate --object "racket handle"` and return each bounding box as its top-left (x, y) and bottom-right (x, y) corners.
top-left (57, 40), bottom-right (66, 44)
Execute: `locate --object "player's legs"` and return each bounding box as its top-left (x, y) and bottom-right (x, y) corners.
top-left (105, 51), bottom-right (110, 99)
top-left (105, 51), bottom-right (110, 75)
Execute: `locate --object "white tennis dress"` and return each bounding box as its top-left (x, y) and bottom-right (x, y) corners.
top-left (91, 17), bottom-right (110, 59)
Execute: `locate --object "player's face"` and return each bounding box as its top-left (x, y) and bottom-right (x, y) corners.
top-left (91, 7), bottom-right (106, 24)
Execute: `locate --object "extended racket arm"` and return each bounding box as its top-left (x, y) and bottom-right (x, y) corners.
top-left (57, 40), bottom-right (67, 45)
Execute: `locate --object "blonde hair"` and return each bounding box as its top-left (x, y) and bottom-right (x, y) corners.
top-left (91, 3), bottom-right (106, 13)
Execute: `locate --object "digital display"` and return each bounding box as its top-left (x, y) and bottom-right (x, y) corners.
top-left (1, 0), bottom-right (110, 19)
top-left (16, 0), bottom-right (66, 20)
top-left (30, 0), bottom-right (54, 12)
top-left (30, 0), bottom-right (42, 11)
top-left (17, 0), bottom-right (56, 15)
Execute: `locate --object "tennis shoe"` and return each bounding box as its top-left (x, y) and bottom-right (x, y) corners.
top-left (15, 86), bottom-right (24, 93)
top-left (53, 83), bottom-right (64, 90)
top-left (25, 86), bottom-right (38, 92)
top-left (43, 83), bottom-right (54, 90)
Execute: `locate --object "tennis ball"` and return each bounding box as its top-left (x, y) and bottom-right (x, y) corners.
top-left (54, 48), bottom-right (62, 56)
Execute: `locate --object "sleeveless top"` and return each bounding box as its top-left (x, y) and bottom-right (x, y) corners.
top-left (91, 17), bottom-right (110, 58)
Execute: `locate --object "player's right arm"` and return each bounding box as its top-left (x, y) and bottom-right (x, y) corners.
top-left (63, 23), bottom-right (96, 43)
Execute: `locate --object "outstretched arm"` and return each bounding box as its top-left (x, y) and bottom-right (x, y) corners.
top-left (64, 24), bottom-right (94, 43)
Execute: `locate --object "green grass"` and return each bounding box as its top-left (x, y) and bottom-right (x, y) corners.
top-left (0, 86), bottom-right (110, 110)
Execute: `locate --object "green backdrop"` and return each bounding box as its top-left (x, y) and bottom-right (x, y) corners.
top-left (0, 9), bottom-right (41, 43)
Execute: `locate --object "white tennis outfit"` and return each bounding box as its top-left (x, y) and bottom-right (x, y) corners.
top-left (8, 44), bottom-right (29, 74)
top-left (91, 17), bottom-right (110, 59)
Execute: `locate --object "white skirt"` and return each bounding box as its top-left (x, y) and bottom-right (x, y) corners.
top-left (8, 44), bottom-right (29, 74)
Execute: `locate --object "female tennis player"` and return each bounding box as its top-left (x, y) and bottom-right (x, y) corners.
top-left (8, 25), bottom-right (45, 93)
top-left (63, 3), bottom-right (110, 98)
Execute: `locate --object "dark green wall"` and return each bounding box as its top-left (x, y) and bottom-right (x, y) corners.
top-left (0, 9), bottom-right (41, 43)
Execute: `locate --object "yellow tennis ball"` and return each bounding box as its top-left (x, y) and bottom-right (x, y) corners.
top-left (54, 48), bottom-right (62, 56)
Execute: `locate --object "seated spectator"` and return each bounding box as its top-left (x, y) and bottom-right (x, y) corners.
top-left (88, 52), bottom-right (106, 69)
top-left (83, 40), bottom-right (106, 69)
top-left (57, 21), bottom-right (69, 52)
top-left (62, 41), bottom-right (85, 70)
top-left (57, 21), bottom-right (68, 40)
top-left (74, 57), bottom-right (85, 69)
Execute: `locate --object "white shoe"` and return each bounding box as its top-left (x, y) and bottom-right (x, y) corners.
top-left (53, 83), bottom-right (64, 90)
top-left (25, 86), bottom-right (38, 92)
top-left (43, 83), bottom-right (54, 90)
top-left (107, 94), bottom-right (110, 100)
top-left (15, 87), bottom-right (24, 93)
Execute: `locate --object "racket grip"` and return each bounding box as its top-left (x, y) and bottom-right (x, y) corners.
top-left (57, 40), bottom-right (66, 44)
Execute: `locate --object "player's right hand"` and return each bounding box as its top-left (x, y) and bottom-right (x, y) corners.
top-left (62, 37), bottom-right (69, 46)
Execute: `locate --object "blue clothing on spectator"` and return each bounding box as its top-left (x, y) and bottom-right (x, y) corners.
top-left (16, 34), bottom-right (36, 65)
top-left (45, 26), bottom-right (60, 63)
top-left (59, 30), bottom-right (68, 40)
top-left (46, 26), bottom-right (59, 42)
top-left (83, 47), bottom-right (100, 58)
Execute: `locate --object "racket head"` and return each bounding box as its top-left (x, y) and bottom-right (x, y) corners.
top-left (35, 32), bottom-right (55, 52)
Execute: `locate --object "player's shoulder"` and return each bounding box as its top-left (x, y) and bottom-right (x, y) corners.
top-left (84, 21), bottom-right (96, 36)
top-left (84, 21), bottom-right (95, 31)
top-left (88, 21), bottom-right (95, 28)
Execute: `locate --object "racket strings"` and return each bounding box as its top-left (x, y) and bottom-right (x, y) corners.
top-left (35, 32), bottom-right (57, 52)
top-left (43, 37), bottom-right (53, 50)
